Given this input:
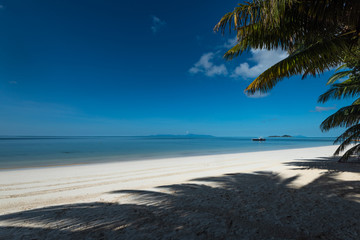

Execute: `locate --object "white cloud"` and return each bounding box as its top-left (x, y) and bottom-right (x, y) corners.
top-left (245, 91), bottom-right (270, 98)
top-left (151, 16), bottom-right (165, 33)
top-left (222, 37), bottom-right (238, 48)
top-left (310, 106), bottom-right (336, 112)
top-left (231, 48), bottom-right (288, 79)
top-left (189, 52), bottom-right (228, 77)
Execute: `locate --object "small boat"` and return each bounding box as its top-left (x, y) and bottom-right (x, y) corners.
top-left (252, 137), bottom-right (266, 141)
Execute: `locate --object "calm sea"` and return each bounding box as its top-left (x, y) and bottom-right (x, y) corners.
top-left (0, 136), bottom-right (336, 169)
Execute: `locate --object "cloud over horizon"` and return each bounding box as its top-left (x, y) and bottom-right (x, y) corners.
top-left (244, 91), bottom-right (270, 99)
top-left (310, 106), bottom-right (336, 112)
top-left (189, 52), bottom-right (228, 77)
top-left (231, 48), bottom-right (288, 79)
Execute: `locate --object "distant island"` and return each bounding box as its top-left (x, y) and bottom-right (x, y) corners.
top-left (268, 135), bottom-right (292, 138)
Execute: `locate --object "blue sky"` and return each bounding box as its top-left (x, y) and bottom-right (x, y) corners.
top-left (0, 0), bottom-right (352, 137)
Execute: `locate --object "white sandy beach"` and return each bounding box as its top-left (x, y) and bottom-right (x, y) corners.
top-left (1, 145), bottom-right (360, 239)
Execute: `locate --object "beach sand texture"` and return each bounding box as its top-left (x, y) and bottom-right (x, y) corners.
top-left (1, 145), bottom-right (360, 239)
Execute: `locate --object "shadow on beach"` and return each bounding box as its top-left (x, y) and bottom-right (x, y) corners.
top-left (285, 156), bottom-right (360, 173)
top-left (1, 169), bottom-right (360, 239)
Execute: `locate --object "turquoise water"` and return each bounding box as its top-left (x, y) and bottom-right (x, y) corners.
top-left (0, 136), bottom-right (335, 169)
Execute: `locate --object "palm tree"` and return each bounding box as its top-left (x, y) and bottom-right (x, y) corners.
top-left (319, 50), bottom-right (360, 162)
top-left (215, 0), bottom-right (360, 94)
top-left (216, 0), bottom-right (360, 162)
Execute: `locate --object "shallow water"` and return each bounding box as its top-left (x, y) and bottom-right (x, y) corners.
top-left (0, 136), bottom-right (335, 169)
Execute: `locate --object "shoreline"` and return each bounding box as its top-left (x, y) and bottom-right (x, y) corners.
top-left (0, 143), bottom-right (336, 171)
top-left (0, 145), bottom-right (345, 214)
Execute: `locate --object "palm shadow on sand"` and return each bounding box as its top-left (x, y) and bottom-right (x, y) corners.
top-left (285, 156), bottom-right (360, 173)
top-left (1, 168), bottom-right (360, 239)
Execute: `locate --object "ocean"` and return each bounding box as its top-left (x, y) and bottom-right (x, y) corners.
top-left (0, 136), bottom-right (336, 169)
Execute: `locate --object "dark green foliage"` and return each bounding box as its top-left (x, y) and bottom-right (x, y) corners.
top-left (319, 49), bottom-right (360, 162)
top-left (215, 0), bottom-right (360, 94)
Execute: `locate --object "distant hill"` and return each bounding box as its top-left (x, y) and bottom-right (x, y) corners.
top-left (147, 134), bottom-right (215, 139)
top-left (268, 135), bottom-right (292, 138)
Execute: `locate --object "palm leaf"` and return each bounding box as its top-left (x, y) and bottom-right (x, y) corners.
top-left (320, 104), bottom-right (360, 131)
top-left (326, 70), bottom-right (352, 85)
top-left (335, 64), bottom-right (348, 72)
top-left (352, 97), bottom-right (360, 105)
top-left (338, 143), bottom-right (360, 162)
top-left (318, 77), bottom-right (360, 103)
top-left (333, 124), bottom-right (360, 155)
top-left (244, 38), bottom-right (348, 94)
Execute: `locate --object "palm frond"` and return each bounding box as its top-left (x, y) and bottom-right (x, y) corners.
top-left (223, 21), bottom-right (302, 60)
top-left (244, 38), bottom-right (348, 94)
top-left (326, 70), bottom-right (352, 85)
top-left (333, 124), bottom-right (360, 155)
top-left (352, 97), bottom-right (360, 105)
top-left (214, 0), bottom-right (298, 34)
top-left (335, 64), bottom-right (348, 72)
top-left (318, 77), bottom-right (360, 103)
top-left (214, 1), bottom-right (262, 35)
top-left (215, 1), bottom-right (360, 95)
top-left (320, 105), bottom-right (360, 131)
top-left (338, 143), bottom-right (360, 162)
